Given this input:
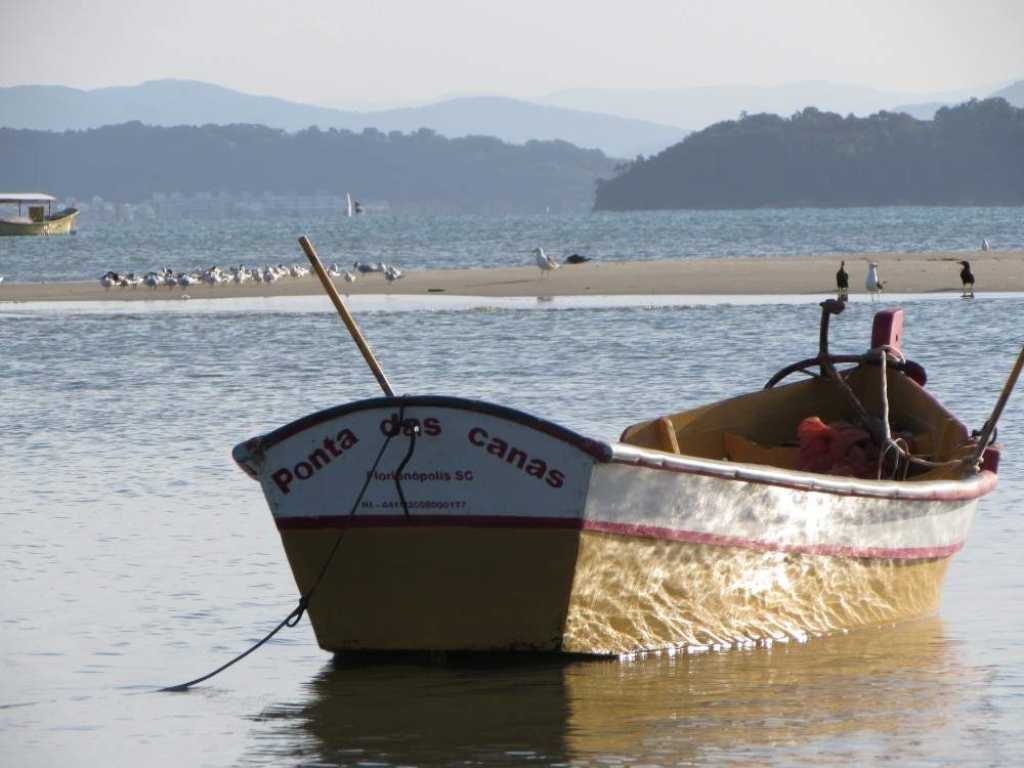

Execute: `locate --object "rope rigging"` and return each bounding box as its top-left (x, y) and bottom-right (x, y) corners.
top-left (161, 401), bottom-right (420, 692)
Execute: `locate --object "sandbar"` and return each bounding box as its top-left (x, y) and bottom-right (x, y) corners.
top-left (2, 251), bottom-right (1021, 303)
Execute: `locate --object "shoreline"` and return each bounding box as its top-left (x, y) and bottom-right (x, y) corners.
top-left (2, 251), bottom-right (1022, 303)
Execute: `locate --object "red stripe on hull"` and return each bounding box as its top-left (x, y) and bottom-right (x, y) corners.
top-left (273, 514), bottom-right (962, 560)
top-left (582, 520), bottom-right (963, 560)
top-left (275, 514), bottom-right (582, 531)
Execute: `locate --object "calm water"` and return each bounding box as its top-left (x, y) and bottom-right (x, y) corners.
top-left (2, 291), bottom-right (1023, 767)
top-left (1, 206), bottom-right (1023, 284)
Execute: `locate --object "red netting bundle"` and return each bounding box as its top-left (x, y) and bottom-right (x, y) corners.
top-left (797, 416), bottom-right (877, 477)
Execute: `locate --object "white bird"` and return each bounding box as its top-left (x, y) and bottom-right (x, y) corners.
top-left (100, 271), bottom-right (120, 289)
top-left (328, 263), bottom-right (341, 277)
top-left (262, 267), bottom-right (278, 283)
top-left (0, 276), bottom-right (5, 286)
top-left (981, 238), bottom-right (991, 251)
top-left (384, 265), bottom-right (403, 282)
top-left (533, 247), bottom-right (559, 278)
top-left (200, 266), bottom-right (225, 286)
top-left (866, 262), bottom-right (885, 301)
top-left (343, 271), bottom-right (357, 283)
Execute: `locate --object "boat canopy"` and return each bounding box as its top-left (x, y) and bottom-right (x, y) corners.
top-left (0, 193), bottom-right (57, 204)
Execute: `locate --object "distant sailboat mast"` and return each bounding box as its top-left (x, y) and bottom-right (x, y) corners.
top-left (345, 192), bottom-right (354, 218)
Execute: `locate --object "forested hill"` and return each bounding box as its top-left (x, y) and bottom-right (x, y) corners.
top-left (593, 98), bottom-right (1024, 210)
top-left (0, 122), bottom-right (618, 213)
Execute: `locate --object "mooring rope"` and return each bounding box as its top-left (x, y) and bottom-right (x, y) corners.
top-left (161, 402), bottom-right (418, 692)
top-left (870, 346), bottom-right (977, 475)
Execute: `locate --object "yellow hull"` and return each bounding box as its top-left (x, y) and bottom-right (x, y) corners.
top-left (282, 526), bottom-right (580, 652)
top-left (0, 209), bottom-right (78, 236)
top-left (562, 530), bottom-right (949, 653)
top-left (280, 524), bottom-right (950, 655)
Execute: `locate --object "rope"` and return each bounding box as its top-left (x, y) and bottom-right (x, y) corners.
top-left (876, 349), bottom-right (894, 479)
top-left (868, 346), bottom-right (973, 474)
top-left (161, 401), bottom-right (417, 692)
top-left (392, 419), bottom-right (420, 516)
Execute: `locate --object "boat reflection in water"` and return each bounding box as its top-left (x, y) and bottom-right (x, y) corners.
top-left (248, 618), bottom-right (964, 765)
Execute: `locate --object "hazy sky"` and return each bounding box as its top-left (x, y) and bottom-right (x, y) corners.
top-left (2, 0), bottom-right (1022, 107)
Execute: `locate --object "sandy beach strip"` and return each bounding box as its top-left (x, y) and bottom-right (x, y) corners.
top-left (2, 251), bottom-right (1022, 303)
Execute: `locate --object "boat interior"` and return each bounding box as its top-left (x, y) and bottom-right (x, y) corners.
top-left (619, 362), bottom-right (973, 481)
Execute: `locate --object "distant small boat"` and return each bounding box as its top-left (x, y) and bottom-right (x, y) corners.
top-left (345, 193), bottom-right (365, 217)
top-left (0, 193), bottom-right (79, 236)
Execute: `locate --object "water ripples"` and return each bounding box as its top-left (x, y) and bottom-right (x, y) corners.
top-left (1, 295), bottom-right (1023, 766)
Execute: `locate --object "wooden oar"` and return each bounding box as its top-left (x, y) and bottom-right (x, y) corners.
top-left (971, 343), bottom-right (1024, 467)
top-left (298, 235), bottom-right (396, 397)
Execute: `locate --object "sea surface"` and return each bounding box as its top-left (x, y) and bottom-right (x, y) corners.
top-left (1, 206), bottom-right (1023, 284)
top-left (2, 287), bottom-right (1023, 766)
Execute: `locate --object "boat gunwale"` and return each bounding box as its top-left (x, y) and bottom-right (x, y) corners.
top-left (240, 394), bottom-right (613, 461)
top-left (608, 442), bottom-right (998, 502)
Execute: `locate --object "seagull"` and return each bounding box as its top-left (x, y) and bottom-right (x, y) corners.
top-left (343, 271), bottom-right (357, 283)
top-left (384, 265), bottom-right (403, 282)
top-left (835, 260), bottom-right (849, 302)
top-left (353, 261), bottom-right (378, 274)
top-left (959, 260), bottom-right (975, 298)
top-left (533, 247), bottom-right (559, 278)
top-left (865, 262), bottom-right (885, 301)
top-left (981, 238), bottom-right (991, 251)
top-left (0, 275), bottom-right (5, 286)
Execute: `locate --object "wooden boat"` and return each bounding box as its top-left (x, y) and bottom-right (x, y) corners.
top-left (233, 301), bottom-right (1006, 655)
top-left (0, 193), bottom-right (79, 236)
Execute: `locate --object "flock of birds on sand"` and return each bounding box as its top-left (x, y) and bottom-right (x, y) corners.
top-left (96, 261), bottom-right (405, 290)
top-left (0, 240), bottom-right (995, 298)
top-left (836, 247), bottom-right (981, 302)
top-left (92, 249), bottom-right (589, 291)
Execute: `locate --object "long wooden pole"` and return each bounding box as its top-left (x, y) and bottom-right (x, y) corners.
top-left (971, 344), bottom-right (1024, 466)
top-left (298, 235), bottom-right (396, 397)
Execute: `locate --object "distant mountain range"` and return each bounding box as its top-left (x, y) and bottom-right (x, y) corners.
top-left (541, 80), bottom-right (1020, 129)
top-left (0, 79), bottom-right (686, 158)
top-left (893, 81), bottom-right (1024, 119)
top-left (5, 77), bottom-right (1019, 166)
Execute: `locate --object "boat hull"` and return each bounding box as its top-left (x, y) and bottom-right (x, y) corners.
top-left (234, 396), bottom-right (994, 655)
top-left (0, 209), bottom-right (78, 236)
